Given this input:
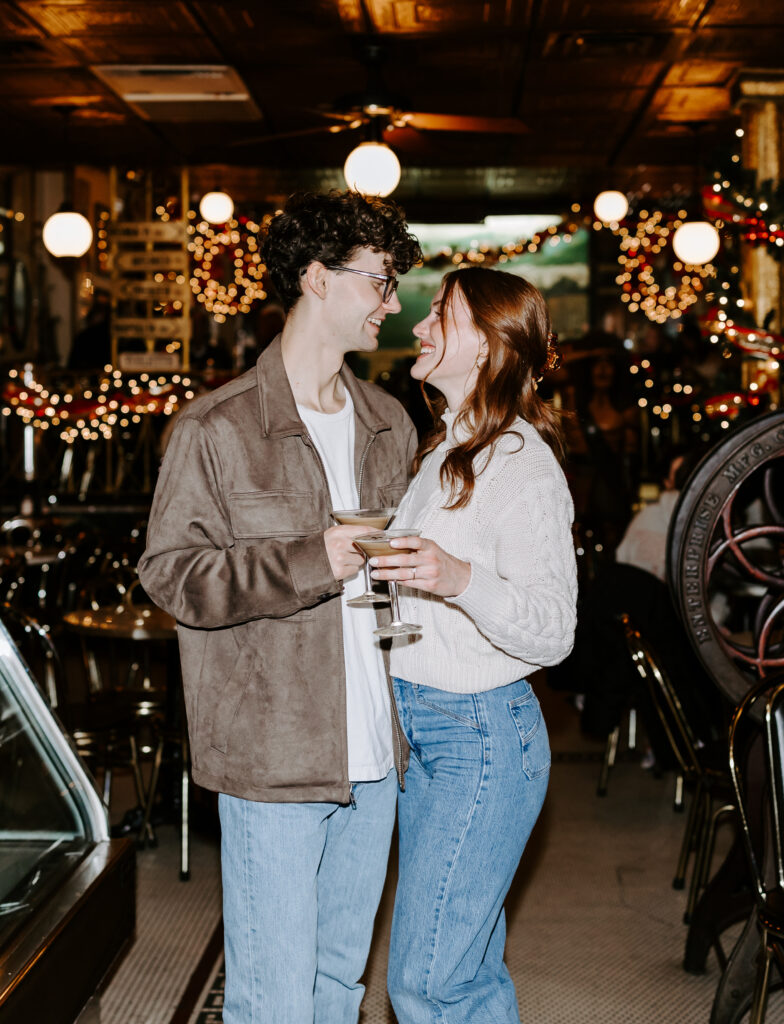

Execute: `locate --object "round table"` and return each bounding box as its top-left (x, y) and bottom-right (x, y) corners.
top-left (63, 603), bottom-right (176, 641)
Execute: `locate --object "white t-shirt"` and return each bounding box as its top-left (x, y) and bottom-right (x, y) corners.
top-left (297, 390), bottom-right (393, 782)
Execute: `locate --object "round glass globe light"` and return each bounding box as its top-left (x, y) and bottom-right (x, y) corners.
top-left (42, 211), bottom-right (93, 258)
top-left (343, 142), bottom-right (401, 197)
top-left (199, 191), bottom-right (234, 224)
top-left (593, 190), bottom-right (629, 224)
top-left (672, 221), bottom-right (721, 265)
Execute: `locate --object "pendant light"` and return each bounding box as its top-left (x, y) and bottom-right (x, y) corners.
top-left (199, 190), bottom-right (234, 224)
top-left (42, 105), bottom-right (93, 259)
top-left (593, 190), bottom-right (629, 225)
top-left (672, 123), bottom-right (721, 266)
top-left (43, 209), bottom-right (93, 258)
top-left (343, 116), bottom-right (401, 196)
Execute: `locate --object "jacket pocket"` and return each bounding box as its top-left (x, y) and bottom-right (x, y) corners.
top-left (378, 481), bottom-right (409, 510)
top-left (228, 490), bottom-right (321, 539)
top-left (209, 643), bottom-right (258, 754)
top-left (508, 690), bottom-right (550, 780)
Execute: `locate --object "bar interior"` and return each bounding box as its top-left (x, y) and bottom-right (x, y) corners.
top-left (2, 2), bottom-right (784, 1021)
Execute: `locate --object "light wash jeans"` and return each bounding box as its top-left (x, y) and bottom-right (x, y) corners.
top-left (388, 677), bottom-right (550, 1024)
top-left (219, 769), bottom-right (397, 1024)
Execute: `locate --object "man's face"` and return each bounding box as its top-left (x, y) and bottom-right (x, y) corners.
top-left (323, 248), bottom-right (402, 353)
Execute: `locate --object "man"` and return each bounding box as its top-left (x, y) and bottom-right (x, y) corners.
top-left (138, 190), bottom-right (422, 1023)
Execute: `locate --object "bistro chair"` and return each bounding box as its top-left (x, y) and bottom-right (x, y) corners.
top-left (728, 674), bottom-right (784, 1024)
top-left (620, 614), bottom-right (736, 924)
top-left (0, 602), bottom-right (147, 819)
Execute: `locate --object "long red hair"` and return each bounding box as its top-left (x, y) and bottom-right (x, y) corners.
top-left (413, 267), bottom-right (564, 510)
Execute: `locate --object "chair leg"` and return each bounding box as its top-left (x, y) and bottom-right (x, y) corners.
top-left (597, 726), bottom-right (620, 797)
top-left (138, 735), bottom-right (164, 849)
top-left (179, 741), bottom-right (190, 882)
top-left (673, 773), bottom-right (684, 813)
top-left (674, 778), bottom-right (702, 891)
top-left (128, 734), bottom-right (146, 809)
top-left (685, 790), bottom-right (710, 923)
top-left (696, 802), bottom-right (736, 895)
top-left (750, 932), bottom-right (773, 1024)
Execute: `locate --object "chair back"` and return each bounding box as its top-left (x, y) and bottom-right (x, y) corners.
top-left (728, 673), bottom-right (784, 905)
top-left (620, 613), bottom-right (703, 778)
top-left (0, 602), bottom-right (64, 711)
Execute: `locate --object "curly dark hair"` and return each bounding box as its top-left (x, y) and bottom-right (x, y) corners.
top-left (260, 190), bottom-right (422, 311)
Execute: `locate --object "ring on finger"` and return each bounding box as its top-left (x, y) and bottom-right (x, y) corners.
top-left (411, 566), bottom-right (417, 580)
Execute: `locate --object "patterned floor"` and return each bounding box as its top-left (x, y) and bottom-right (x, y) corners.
top-left (187, 755), bottom-right (784, 1023)
top-left (99, 687), bottom-right (784, 1024)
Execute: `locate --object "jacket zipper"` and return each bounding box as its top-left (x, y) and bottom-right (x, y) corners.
top-left (358, 430), bottom-right (406, 791)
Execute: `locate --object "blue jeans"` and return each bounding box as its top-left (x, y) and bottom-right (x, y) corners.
top-left (388, 678), bottom-right (550, 1024)
top-left (219, 770), bottom-right (397, 1024)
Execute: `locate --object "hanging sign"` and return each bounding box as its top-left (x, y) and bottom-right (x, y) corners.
top-left (111, 221), bottom-right (187, 243)
top-left (116, 250), bottom-right (189, 272)
top-left (114, 317), bottom-right (191, 339)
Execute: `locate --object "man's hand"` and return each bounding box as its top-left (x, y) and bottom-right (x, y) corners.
top-left (324, 525), bottom-right (373, 581)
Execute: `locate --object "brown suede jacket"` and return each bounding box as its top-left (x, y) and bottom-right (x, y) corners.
top-left (138, 338), bottom-right (416, 804)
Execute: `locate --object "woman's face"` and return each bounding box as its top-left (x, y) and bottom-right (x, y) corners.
top-left (410, 283), bottom-right (487, 409)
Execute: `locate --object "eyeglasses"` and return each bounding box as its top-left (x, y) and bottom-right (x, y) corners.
top-left (323, 265), bottom-right (399, 303)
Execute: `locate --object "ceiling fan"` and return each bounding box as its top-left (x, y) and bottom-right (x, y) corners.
top-left (228, 41), bottom-right (527, 149)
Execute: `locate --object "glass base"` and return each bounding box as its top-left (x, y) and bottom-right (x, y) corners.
top-left (347, 592), bottom-right (390, 607)
top-left (373, 621), bottom-right (422, 638)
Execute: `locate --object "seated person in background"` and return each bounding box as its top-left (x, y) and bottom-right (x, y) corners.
top-left (614, 446), bottom-right (690, 582)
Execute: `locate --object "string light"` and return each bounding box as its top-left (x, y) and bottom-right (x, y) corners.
top-left (188, 216), bottom-right (267, 320)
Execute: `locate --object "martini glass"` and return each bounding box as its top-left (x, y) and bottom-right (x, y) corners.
top-left (354, 529), bottom-right (422, 637)
top-left (332, 507), bottom-right (397, 607)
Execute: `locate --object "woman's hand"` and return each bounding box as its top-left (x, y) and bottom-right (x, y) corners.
top-left (370, 535), bottom-right (471, 599)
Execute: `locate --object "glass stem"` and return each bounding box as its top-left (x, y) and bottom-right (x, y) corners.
top-left (388, 580), bottom-right (403, 625)
top-left (363, 557), bottom-right (374, 595)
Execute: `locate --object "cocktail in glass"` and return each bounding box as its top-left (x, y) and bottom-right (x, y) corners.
top-left (353, 529), bottom-right (422, 637)
top-left (331, 507), bottom-right (396, 607)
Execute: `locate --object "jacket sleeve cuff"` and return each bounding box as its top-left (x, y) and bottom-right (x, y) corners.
top-left (287, 532), bottom-right (342, 606)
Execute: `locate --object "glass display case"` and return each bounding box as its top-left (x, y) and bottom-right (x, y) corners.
top-left (0, 620), bottom-right (135, 1022)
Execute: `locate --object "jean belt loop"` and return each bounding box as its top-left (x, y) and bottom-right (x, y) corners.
top-left (349, 784), bottom-right (357, 809)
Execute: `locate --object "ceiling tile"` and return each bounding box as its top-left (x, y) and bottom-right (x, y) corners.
top-left (701, 0), bottom-right (784, 25)
top-left (18, 1), bottom-right (203, 37)
top-left (663, 60), bottom-right (739, 86)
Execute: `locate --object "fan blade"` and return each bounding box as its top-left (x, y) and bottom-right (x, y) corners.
top-left (226, 123), bottom-right (352, 148)
top-left (404, 113), bottom-right (527, 134)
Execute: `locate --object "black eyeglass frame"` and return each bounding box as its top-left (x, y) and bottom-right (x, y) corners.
top-left (322, 265), bottom-right (399, 302)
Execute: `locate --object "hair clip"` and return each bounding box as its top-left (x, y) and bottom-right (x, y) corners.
top-left (536, 331), bottom-right (562, 383)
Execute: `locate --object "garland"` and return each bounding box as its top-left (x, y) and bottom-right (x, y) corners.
top-left (1, 368), bottom-right (198, 442)
top-left (188, 215), bottom-right (267, 322)
top-left (612, 208), bottom-right (715, 323)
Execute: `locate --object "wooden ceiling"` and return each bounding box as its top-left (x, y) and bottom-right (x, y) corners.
top-left (0, 0), bottom-right (782, 207)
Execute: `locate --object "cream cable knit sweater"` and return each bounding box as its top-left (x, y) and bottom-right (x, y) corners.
top-left (389, 411), bottom-right (578, 693)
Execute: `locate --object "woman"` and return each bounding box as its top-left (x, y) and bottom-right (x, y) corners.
top-left (563, 340), bottom-right (639, 561)
top-left (370, 267), bottom-right (577, 1022)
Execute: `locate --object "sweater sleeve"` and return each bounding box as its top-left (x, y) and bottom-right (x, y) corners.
top-left (449, 463), bottom-right (577, 666)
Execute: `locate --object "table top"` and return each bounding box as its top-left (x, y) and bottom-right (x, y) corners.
top-left (0, 545), bottom-right (67, 566)
top-left (62, 603), bottom-right (176, 640)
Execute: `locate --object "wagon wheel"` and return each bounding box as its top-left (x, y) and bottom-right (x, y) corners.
top-left (667, 411), bottom-right (784, 708)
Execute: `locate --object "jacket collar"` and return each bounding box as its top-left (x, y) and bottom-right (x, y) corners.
top-left (256, 335), bottom-right (390, 438)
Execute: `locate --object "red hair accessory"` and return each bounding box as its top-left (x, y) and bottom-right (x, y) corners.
top-left (537, 331), bottom-right (561, 381)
